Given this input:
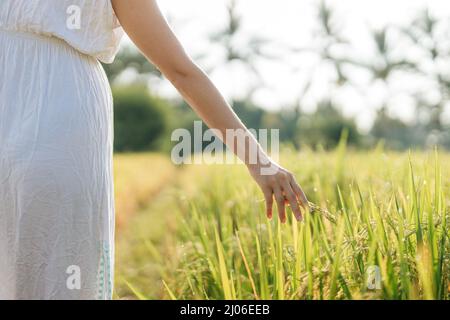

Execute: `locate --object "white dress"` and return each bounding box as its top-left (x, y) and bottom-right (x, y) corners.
top-left (0, 0), bottom-right (123, 299)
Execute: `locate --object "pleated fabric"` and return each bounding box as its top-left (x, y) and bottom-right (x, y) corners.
top-left (0, 0), bottom-right (123, 63)
top-left (0, 0), bottom-right (121, 300)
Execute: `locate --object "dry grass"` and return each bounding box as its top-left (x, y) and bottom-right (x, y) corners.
top-left (113, 153), bottom-right (176, 229)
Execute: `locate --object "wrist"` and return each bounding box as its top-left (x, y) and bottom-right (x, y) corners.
top-left (245, 153), bottom-right (272, 172)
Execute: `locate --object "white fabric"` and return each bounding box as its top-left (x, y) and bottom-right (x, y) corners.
top-left (0, 0), bottom-right (123, 63)
top-left (0, 0), bottom-right (121, 299)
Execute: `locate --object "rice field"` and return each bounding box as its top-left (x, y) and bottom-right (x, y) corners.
top-left (113, 153), bottom-right (176, 229)
top-left (113, 145), bottom-right (449, 300)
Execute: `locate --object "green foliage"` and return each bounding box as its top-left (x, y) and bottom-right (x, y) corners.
top-left (115, 150), bottom-right (450, 300)
top-left (370, 110), bottom-right (426, 149)
top-left (105, 2), bottom-right (450, 152)
top-left (232, 100), bottom-right (265, 130)
top-left (103, 46), bottom-right (160, 83)
top-left (113, 86), bottom-right (169, 152)
top-left (298, 101), bottom-right (361, 149)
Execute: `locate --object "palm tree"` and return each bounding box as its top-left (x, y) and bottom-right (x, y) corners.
top-left (288, 1), bottom-right (352, 147)
top-left (292, 1), bottom-right (352, 87)
top-left (348, 26), bottom-right (416, 118)
top-left (403, 9), bottom-right (450, 133)
top-left (315, 0), bottom-right (351, 86)
top-left (365, 28), bottom-right (413, 81)
top-left (205, 0), bottom-right (274, 101)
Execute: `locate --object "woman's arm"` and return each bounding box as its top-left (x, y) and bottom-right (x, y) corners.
top-left (111, 0), bottom-right (309, 222)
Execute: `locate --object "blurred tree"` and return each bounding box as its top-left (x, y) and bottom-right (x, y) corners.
top-left (403, 9), bottom-right (450, 145)
top-left (314, 0), bottom-right (352, 86)
top-left (261, 107), bottom-right (303, 148)
top-left (357, 28), bottom-right (414, 83)
top-left (289, 81), bottom-right (312, 148)
top-left (370, 108), bottom-right (426, 150)
top-left (292, 1), bottom-right (353, 86)
top-left (113, 86), bottom-right (169, 152)
top-left (168, 99), bottom-right (266, 153)
top-left (104, 2), bottom-right (450, 151)
top-left (349, 26), bottom-right (415, 120)
top-left (103, 46), bottom-right (161, 83)
top-left (205, 0), bottom-right (274, 100)
top-left (288, 1), bottom-right (354, 148)
top-left (232, 99), bottom-right (265, 130)
top-left (298, 100), bottom-right (361, 149)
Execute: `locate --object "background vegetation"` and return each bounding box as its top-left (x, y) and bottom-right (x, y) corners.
top-left (113, 145), bottom-right (449, 300)
top-left (107, 1), bottom-right (449, 300)
top-left (104, 1), bottom-right (450, 153)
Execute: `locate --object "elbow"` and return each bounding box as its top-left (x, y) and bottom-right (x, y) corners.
top-left (164, 62), bottom-right (201, 88)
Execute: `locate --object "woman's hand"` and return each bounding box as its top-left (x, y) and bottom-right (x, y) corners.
top-left (247, 160), bottom-right (309, 223)
top-left (111, 0), bottom-right (309, 222)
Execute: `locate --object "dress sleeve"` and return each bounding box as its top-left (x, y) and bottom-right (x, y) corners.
top-left (46, 0), bottom-right (124, 63)
top-left (0, 0), bottom-right (124, 63)
top-left (59, 0), bottom-right (124, 64)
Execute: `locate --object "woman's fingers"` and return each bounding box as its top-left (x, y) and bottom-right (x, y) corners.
top-left (263, 187), bottom-right (274, 219)
top-left (281, 180), bottom-right (303, 221)
top-left (257, 169), bottom-right (308, 223)
top-left (273, 185), bottom-right (286, 223)
top-left (290, 177), bottom-right (309, 210)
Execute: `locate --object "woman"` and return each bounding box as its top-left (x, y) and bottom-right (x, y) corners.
top-left (0, 0), bottom-right (308, 299)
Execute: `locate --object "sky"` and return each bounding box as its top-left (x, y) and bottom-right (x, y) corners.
top-left (124, 0), bottom-right (450, 131)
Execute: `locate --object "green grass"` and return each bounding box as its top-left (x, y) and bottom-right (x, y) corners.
top-left (115, 146), bottom-right (449, 300)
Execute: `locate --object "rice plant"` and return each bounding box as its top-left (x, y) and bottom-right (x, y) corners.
top-left (115, 147), bottom-right (449, 300)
